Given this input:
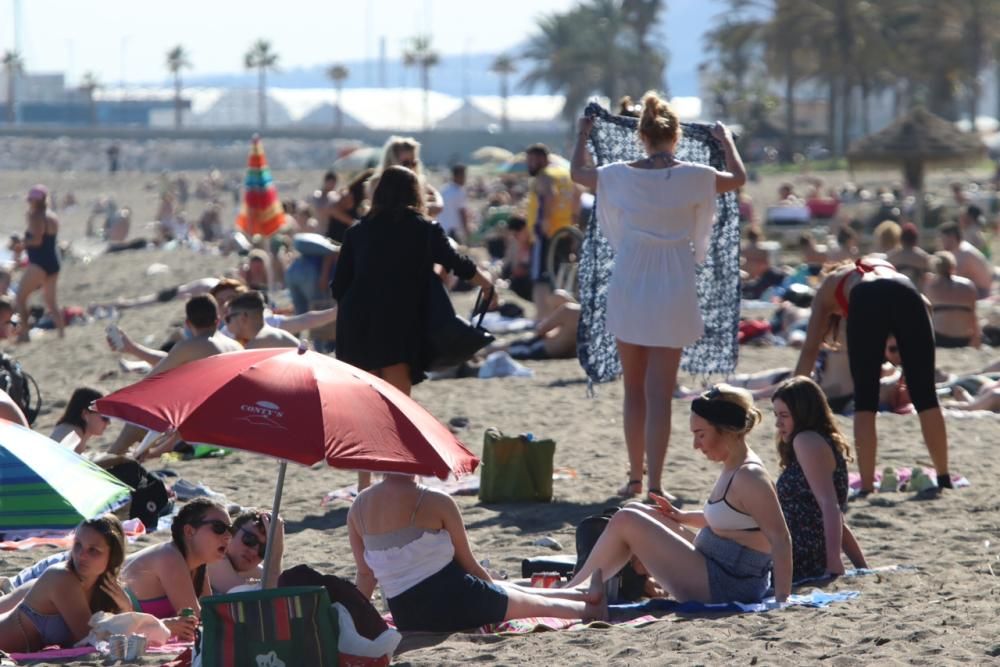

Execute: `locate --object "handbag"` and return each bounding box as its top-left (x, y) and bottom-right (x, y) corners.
top-left (197, 586), bottom-right (339, 667)
top-left (478, 427), bottom-right (555, 503)
top-left (424, 279), bottom-right (495, 373)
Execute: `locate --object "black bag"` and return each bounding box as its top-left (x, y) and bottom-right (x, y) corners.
top-left (424, 281), bottom-right (494, 372)
top-left (278, 564), bottom-right (389, 641)
top-left (0, 353), bottom-right (40, 425)
top-left (574, 508), bottom-right (648, 602)
top-left (104, 459), bottom-right (173, 530)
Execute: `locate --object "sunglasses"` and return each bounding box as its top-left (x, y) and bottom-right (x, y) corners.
top-left (193, 519), bottom-right (233, 535)
top-left (238, 526), bottom-right (266, 558)
top-left (224, 311), bottom-right (246, 324)
top-left (87, 408), bottom-right (111, 423)
top-left (400, 159), bottom-right (418, 168)
top-left (887, 346), bottom-right (898, 354)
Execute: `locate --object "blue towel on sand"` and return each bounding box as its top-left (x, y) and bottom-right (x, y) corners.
top-left (611, 589), bottom-right (858, 617)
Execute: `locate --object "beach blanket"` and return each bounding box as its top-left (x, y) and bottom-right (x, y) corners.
top-left (577, 102), bottom-right (741, 385)
top-left (6, 640), bottom-right (191, 664)
top-left (0, 517), bottom-right (146, 551)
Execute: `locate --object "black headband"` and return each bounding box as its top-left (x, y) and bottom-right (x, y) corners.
top-left (691, 396), bottom-right (748, 430)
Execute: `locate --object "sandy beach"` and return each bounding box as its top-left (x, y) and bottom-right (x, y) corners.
top-left (1, 164), bottom-right (999, 666)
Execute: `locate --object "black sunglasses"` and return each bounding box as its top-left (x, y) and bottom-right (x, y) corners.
top-left (887, 346), bottom-right (898, 354)
top-left (400, 159), bottom-right (418, 168)
top-left (238, 526), bottom-right (266, 558)
top-left (193, 519), bottom-right (233, 535)
top-left (87, 408), bottom-right (111, 423)
top-left (224, 311), bottom-right (247, 324)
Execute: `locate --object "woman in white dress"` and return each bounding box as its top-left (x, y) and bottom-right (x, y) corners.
top-left (570, 91), bottom-right (746, 499)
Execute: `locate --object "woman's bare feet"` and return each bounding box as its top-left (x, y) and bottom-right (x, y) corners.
top-left (582, 570), bottom-right (609, 622)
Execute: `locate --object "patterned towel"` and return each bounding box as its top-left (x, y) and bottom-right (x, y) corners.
top-left (577, 102), bottom-right (741, 384)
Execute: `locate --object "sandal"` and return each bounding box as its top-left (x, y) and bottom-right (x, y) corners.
top-left (617, 479), bottom-right (642, 498)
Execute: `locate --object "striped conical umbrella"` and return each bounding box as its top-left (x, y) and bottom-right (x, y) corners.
top-left (235, 134), bottom-right (285, 238)
top-left (0, 420), bottom-right (131, 531)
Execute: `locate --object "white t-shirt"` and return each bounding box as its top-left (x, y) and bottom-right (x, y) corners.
top-left (437, 182), bottom-right (468, 235)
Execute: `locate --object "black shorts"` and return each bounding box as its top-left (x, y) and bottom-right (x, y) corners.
top-left (387, 560), bottom-right (508, 632)
top-left (508, 336), bottom-right (549, 360)
top-left (847, 279), bottom-right (938, 413)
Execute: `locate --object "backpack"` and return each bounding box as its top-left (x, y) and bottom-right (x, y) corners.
top-left (574, 508), bottom-right (648, 602)
top-left (102, 458), bottom-right (173, 530)
top-left (0, 353), bottom-right (40, 425)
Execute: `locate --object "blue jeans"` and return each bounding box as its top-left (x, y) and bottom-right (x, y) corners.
top-left (285, 256), bottom-right (323, 314)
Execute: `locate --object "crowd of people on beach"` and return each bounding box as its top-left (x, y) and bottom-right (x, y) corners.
top-left (1, 88), bottom-right (998, 653)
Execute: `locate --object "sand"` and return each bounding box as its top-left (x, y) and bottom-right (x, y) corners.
top-left (1, 164), bottom-right (999, 665)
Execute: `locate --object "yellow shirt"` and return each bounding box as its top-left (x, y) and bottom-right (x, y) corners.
top-left (526, 165), bottom-right (575, 239)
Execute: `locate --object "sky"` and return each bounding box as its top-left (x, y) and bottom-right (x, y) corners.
top-left (0, 0), bottom-right (717, 95)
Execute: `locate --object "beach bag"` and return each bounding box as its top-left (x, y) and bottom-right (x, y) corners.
top-left (574, 509), bottom-right (648, 602)
top-left (423, 281), bottom-right (494, 372)
top-left (478, 428), bottom-right (555, 503)
top-left (198, 586), bottom-right (339, 667)
top-left (103, 459), bottom-right (172, 530)
top-left (0, 353), bottom-right (40, 425)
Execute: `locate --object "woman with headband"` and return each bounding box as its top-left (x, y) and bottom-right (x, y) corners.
top-left (565, 385), bottom-right (792, 604)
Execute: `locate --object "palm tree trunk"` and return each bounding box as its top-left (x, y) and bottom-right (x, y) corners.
top-left (421, 66), bottom-right (430, 131)
top-left (335, 82), bottom-right (343, 133)
top-left (783, 47), bottom-right (796, 162)
top-left (5, 75), bottom-right (13, 124)
top-left (840, 75), bottom-right (853, 154)
top-left (827, 78), bottom-right (837, 156)
top-left (89, 96), bottom-right (97, 126)
top-left (258, 67), bottom-right (267, 130)
top-left (500, 74), bottom-right (509, 134)
top-left (174, 74), bottom-right (182, 130)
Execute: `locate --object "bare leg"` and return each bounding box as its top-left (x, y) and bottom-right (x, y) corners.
top-left (616, 340), bottom-right (647, 496)
top-left (916, 406), bottom-right (949, 478)
top-left (107, 423), bottom-right (148, 455)
top-left (644, 347), bottom-right (682, 493)
top-left (503, 570), bottom-right (607, 622)
top-left (15, 266), bottom-right (44, 343)
top-left (853, 411), bottom-right (878, 493)
top-left (565, 508), bottom-right (711, 603)
top-left (42, 275), bottom-right (65, 339)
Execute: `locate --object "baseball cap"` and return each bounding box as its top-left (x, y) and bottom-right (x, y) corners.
top-left (26, 185), bottom-right (48, 202)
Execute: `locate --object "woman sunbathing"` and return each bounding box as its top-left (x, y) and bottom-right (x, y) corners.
top-left (564, 385), bottom-right (792, 604)
top-left (121, 498), bottom-right (231, 641)
top-left (0, 515), bottom-right (130, 651)
top-left (49, 387), bottom-right (109, 453)
top-left (771, 377), bottom-right (868, 580)
top-left (348, 474), bottom-right (606, 632)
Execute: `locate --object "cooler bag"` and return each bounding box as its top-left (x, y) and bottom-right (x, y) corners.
top-left (198, 586), bottom-right (339, 667)
top-left (478, 428), bottom-right (555, 502)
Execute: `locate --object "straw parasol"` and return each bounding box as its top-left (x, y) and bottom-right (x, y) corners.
top-left (847, 106), bottom-right (986, 191)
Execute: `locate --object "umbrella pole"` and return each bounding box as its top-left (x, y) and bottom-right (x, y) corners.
top-left (261, 461), bottom-right (287, 589)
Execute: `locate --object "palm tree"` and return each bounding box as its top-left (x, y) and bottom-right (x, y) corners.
top-left (622, 0), bottom-right (668, 94)
top-left (244, 39), bottom-right (279, 130)
top-left (166, 45), bottom-right (191, 130)
top-left (489, 54), bottom-right (517, 133)
top-left (521, 10), bottom-right (594, 129)
top-left (79, 72), bottom-right (100, 126)
top-left (2, 50), bottom-right (24, 124)
top-left (326, 64), bottom-right (349, 132)
top-left (403, 35), bottom-right (439, 131)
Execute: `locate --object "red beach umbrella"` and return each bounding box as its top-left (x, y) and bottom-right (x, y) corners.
top-left (94, 348), bottom-right (479, 583)
top-left (235, 134), bottom-right (285, 238)
top-left (94, 348), bottom-right (478, 478)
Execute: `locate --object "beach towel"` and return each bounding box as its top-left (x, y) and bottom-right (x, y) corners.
top-left (0, 517), bottom-right (146, 551)
top-left (577, 102), bottom-right (741, 385)
top-left (5, 641), bottom-right (191, 664)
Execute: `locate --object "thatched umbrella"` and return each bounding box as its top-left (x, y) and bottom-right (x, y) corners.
top-left (847, 106), bottom-right (985, 191)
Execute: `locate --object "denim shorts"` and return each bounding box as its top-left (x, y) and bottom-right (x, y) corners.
top-left (695, 528), bottom-right (773, 603)
top-left (388, 560), bottom-right (508, 632)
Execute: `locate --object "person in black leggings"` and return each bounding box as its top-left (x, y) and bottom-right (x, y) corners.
top-left (793, 258), bottom-right (951, 495)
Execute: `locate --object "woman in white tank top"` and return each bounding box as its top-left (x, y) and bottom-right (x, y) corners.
top-left (347, 474), bottom-right (609, 632)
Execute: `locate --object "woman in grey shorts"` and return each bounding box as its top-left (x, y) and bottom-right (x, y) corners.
top-left (566, 385), bottom-right (792, 603)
